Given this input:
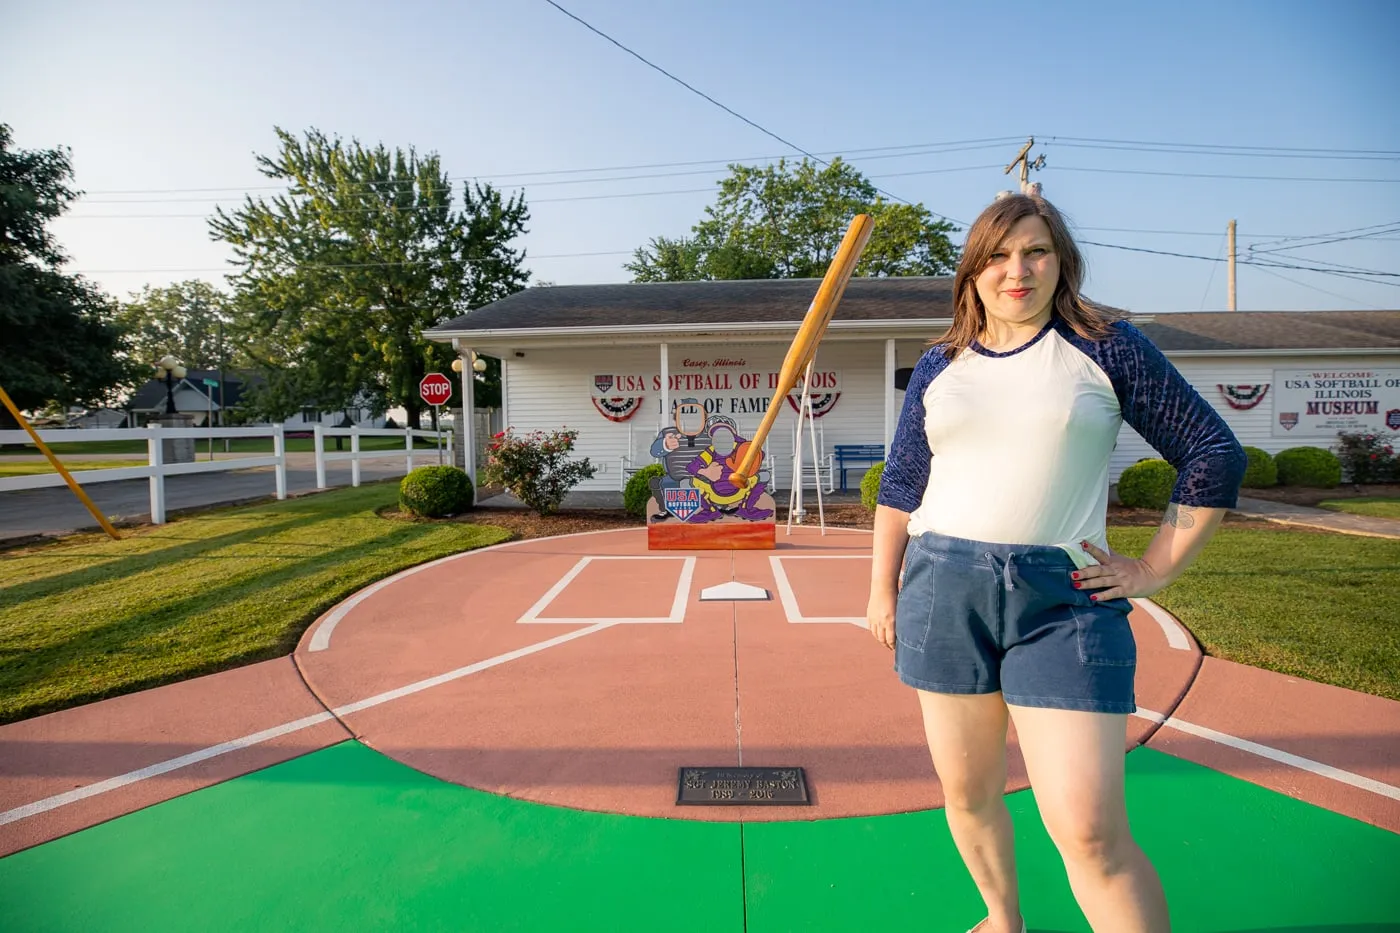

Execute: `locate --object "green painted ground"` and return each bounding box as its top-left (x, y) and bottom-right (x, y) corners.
top-left (1, 742), bottom-right (1396, 932)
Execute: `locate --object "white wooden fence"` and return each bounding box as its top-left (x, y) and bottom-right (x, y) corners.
top-left (0, 424), bottom-right (451, 524)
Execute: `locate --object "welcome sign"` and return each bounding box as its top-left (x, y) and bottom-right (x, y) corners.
top-left (1272, 368), bottom-right (1400, 438)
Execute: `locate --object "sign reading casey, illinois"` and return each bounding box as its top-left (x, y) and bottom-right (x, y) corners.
top-left (1272, 368), bottom-right (1400, 438)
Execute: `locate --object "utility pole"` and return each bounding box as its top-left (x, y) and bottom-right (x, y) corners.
top-left (1227, 219), bottom-right (1237, 311)
top-left (1004, 137), bottom-right (1046, 192)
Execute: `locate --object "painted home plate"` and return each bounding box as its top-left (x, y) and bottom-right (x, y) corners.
top-left (295, 527), bottom-right (1198, 821)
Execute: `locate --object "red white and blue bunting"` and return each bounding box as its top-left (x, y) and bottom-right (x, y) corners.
top-left (1218, 384), bottom-right (1270, 410)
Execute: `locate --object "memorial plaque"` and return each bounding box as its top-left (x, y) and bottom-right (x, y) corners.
top-left (676, 767), bottom-right (809, 806)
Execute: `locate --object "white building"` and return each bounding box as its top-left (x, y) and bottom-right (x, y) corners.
top-left (427, 278), bottom-right (1400, 492)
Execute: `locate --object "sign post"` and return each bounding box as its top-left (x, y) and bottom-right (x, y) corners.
top-left (419, 373), bottom-right (454, 467)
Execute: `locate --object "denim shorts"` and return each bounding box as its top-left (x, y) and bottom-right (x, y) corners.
top-left (893, 531), bottom-right (1137, 714)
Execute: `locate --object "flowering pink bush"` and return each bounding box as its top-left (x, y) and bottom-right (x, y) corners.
top-left (1334, 431), bottom-right (1400, 483)
top-left (483, 427), bottom-right (597, 515)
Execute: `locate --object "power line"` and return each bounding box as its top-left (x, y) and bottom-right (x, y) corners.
top-left (73, 136), bottom-right (1400, 198)
top-left (540, 0), bottom-right (963, 225)
top-left (1046, 140), bottom-right (1400, 162)
top-left (78, 149), bottom-right (1014, 206)
top-left (1079, 239), bottom-right (1400, 285)
top-left (68, 161), bottom-right (1021, 220)
top-left (1250, 264), bottom-right (1384, 310)
top-left (1043, 135), bottom-right (1400, 157)
top-left (1052, 165), bottom-right (1399, 184)
top-left (72, 249), bottom-right (639, 274)
top-left (1244, 221), bottom-right (1400, 254)
top-left (1198, 232), bottom-right (1228, 311)
top-left (541, 0), bottom-right (818, 170)
top-left (77, 137), bottom-right (1027, 197)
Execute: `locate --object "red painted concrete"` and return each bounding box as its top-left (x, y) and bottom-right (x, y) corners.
top-left (0, 657), bottom-right (350, 856)
top-left (1147, 657), bottom-right (1400, 832)
top-left (295, 528), bottom-right (1202, 821)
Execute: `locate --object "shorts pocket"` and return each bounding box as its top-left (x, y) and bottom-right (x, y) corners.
top-left (894, 548), bottom-right (940, 652)
top-left (1072, 607), bottom-right (1137, 667)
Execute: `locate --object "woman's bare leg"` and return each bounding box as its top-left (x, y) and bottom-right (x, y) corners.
top-left (1008, 705), bottom-right (1170, 932)
top-left (916, 689), bottom-right (1022, 933)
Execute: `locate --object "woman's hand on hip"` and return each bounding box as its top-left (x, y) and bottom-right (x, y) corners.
top-left (1072, 540), bottom-right (1170, 601)
top-left (867, 590), bottom-right (897, 650)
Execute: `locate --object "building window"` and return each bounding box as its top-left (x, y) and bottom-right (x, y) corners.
top-left (301, 407), bottom-right (319, 423)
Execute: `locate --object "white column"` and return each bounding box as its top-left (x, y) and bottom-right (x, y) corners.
top-left (313, 423), bottom-right (327, 489)
top-left (659, 342), bottom-right (670, 430)
top-left (273, 424), bottom-right (287, 500)
top-left (460, 349), bottom-right (477, 485)
top-left (500, 359), bottom-right (510, 433)
top-left (884, 338), bottom-right (897, 448)
top-left (351, 426), bottom-right (361, 487)
top-left (147, 423), bottom-right (165, 524)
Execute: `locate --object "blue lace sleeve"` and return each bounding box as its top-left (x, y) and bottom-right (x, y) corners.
top-left (1059, 319), bottom-right (1247, 508)
top-left (876, 347), bottom-right (950, 513)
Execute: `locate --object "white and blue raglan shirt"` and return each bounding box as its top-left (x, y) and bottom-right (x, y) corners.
top-left (877, 317), bottom-right (1247, 569)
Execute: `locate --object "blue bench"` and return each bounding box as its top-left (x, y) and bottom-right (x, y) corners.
top-left (834, 444), bottom-right (885, 492)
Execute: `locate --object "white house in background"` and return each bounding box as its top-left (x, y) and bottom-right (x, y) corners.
top-left (426, 277), bottom-right (1400, 492)
top-left (68, 408), bottom-right (131, 429)
top-left (122, 369), bottom-right (387, 431)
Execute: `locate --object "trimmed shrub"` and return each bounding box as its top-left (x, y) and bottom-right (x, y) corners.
top-left (860, 461), bottom-right (885, 511)
top-left (399, 465), bottom-right (473, 517)
top-left (1117, 459), bottom-right (1177, 510)
top-left (1240, 446), bottom-right (1278, 488)
top-left (482, 427), bottom-right (597, 516)
top-left (1275, 446), bottom-right (1342, 487)
top-left (624, 463), bottom-right (665, 518)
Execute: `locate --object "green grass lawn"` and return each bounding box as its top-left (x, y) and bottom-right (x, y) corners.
top-left (1109, 525), bottom-right (1400, 701)
top-left (0, 484), bottom-right (509, 724)
top-left (0, 435), bottom-right (444, 457)
top-left (1316, 496), bottom-right (1400, 519)
top-left (0, 460), bottom-right (148, 477)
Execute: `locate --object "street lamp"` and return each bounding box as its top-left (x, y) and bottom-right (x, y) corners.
top-left (154, 355), bottom-right (187, 415)
top-left (451, 352), bottom-right (487, 375)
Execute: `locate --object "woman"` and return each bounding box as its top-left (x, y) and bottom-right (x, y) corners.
top-left (866, 192), bottom-right (1246, 933)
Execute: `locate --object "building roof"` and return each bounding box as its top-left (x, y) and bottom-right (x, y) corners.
top-left (1133, 310), bottom-right (1400, 353)
top-left (426, 277), bottom-right (1400, 353)
top-left (127, 369), bottom-right (250, 412)
top-left (429, 277), bottom-right (953, 330)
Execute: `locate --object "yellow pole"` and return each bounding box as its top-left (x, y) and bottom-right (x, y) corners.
top-left (0, 385), bottom-right (122, 540)
top-left (731, 213), bottom-right (874, 483)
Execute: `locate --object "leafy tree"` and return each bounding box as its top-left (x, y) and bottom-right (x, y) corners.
top-left (209, 127), bottom-right (528, 427)
top-left (0, 124), bottom-right (138, 428)
top-left (626, 157), bottom-right (959, 282)
top-left (116, 280), bottom-right (241, 371)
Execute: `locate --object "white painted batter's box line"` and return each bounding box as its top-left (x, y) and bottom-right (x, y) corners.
top-left (769, 555), bottom-right (871, 626)
top-left (517, 556), bottom-right (697, 624)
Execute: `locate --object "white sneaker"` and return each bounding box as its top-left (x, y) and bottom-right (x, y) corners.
top-left (964, 920), bottom-right (1027, 933)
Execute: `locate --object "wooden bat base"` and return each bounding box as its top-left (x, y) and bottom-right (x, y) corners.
top-left (648, 520), bottom-right (776, 551)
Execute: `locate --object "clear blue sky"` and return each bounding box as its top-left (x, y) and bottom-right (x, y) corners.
top-left (6, 0), bottom-right (1398, 313)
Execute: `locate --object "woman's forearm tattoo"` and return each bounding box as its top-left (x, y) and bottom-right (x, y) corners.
top-left (1164, 503), bottom-right (1197, 528)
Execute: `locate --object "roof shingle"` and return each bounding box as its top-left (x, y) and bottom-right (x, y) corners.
top-left (426, 277), bottom-right (1400, 352)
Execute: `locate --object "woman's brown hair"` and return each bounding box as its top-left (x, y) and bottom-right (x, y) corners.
top-left (934, 194), bottom-right (1123, 358)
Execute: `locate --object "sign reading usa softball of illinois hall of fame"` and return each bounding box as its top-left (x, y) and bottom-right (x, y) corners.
top-left (1272, 368), bottom-right (1400, 438)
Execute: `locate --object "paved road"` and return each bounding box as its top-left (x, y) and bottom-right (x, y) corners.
top-left (0, 453), bottom-right (439, 544)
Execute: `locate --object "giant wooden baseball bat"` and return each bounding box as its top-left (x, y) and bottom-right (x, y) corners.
top-left (730, 213), bottom-right (874, 484)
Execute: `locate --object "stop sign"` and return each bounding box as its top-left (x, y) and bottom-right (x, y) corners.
top-left (419, 373), bottom-right (453, 406)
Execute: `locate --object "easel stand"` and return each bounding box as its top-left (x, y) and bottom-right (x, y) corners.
top-left (786, 359), bottom-right (826, 536)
